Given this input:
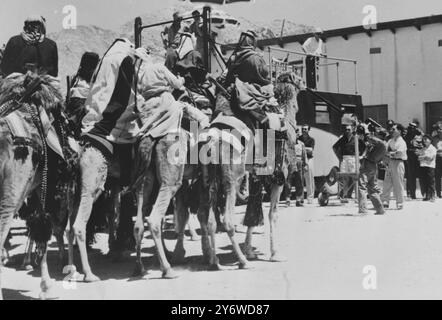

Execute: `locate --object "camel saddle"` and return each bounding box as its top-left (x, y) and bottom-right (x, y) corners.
top-left (4, 106), bottom-right (79, 160)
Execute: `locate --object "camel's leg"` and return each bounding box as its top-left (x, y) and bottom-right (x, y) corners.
top-left (72, 147), bottom-right (107, 283)
top-left (132, 137), bottom-right (157, 277)
top-left (64, 180), bottom-right (76, 269)
top-left (55, 233), bottom-right (65, 265)
top-left (147, 136), bottom-right (186, 279)
top-left (207, 198), bottom-right (221, 270)
top-left (107, 182), bottom-right (122, 261)
top-left (160, 217), bottom-right (173, 261)
top-left (133, 178), bottom-right (150, 277)
top-left (0, 212), bottom-right (14, 301)
top-left (182, 180), bottom-right (199, 241)
top-left (38, 244), bottom-right (57, 300)
top-left (269, 184), bottom-right (287, 262)
top-left (0, 148), bottom-right (38, 297)
top-left (148, 184), bottom-right (181, 278)
top-left (244, 227), bottom-right (257, 259)
top-left (172, 184), bottom-right (189, 265)
top-left (66, 226), bottom-right (75, 267)
top-left (243, 176), bottom-right (264, 260)
top-left (221, 164), bottom-right (249, 269)
top-left (19, 237), bottom-right (34, 270)
top-left (188, 214), bottom-right (200, 241)
top-left (198, 165), bottom-right (212, 264)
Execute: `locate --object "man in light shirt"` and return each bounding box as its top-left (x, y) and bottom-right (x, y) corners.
top-left (419, 135), bottom-right (437, 202)
top-left (162, 12), bottom-right (182, 72)
top-left (381, 123), bottom-right (408, 210)
top-left (302, 27), bottom-right (325, 90)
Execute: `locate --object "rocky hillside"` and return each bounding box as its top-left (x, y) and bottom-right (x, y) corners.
top-left (47, 3), bottom-right (314, 92)
top-left (49, 25), bottom-right (119, 87)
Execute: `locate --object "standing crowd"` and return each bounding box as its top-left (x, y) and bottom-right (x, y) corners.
top-left (339, 120), bottom-right (442, 215)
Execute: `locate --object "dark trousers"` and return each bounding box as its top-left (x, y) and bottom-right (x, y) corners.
top-left (283, 170), bottom-right (303, 200)
top-left (305, 55), bottom-right (318, 90)
top-left (435, 157), bottom-right (442, 197)
top-left (421, 166), bottom-right (435, 200)
top-left (406, 152), bottom-right (423, 198)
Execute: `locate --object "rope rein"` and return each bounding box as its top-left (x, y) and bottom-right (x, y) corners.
top-left (25, 103), bottom-right (48, 213)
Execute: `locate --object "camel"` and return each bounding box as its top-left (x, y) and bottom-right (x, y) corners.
top-left (243, 72), bottom-right (303, 261)
top-left (196, 72), bottom-right (303, 269)
top-left (131, 38), bottom-right (213, 278)
top-left (131, 88), bottom-right (213, 277)
top-left (0, 72), bottom-right (76, 300)
top-left (69, 39), bottom-right (209, 280)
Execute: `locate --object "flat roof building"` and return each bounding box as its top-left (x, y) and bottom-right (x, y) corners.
top-left (215, 14), bottom-right (442, 131)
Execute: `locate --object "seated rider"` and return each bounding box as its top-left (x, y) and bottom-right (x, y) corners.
top-left (225, 30), bottom-right (270, 87)
top-left (81, 38), bottom-right (139, 187)
top-left (221, 30), bottom-right (277, 129)
top-left (163, 12), bottom-right (182, 73)
top-left (66, 51), bottom-right (100, 137)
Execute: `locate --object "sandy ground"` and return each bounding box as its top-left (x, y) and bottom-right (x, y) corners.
top-left (2, 196), bottom-right (442, 300)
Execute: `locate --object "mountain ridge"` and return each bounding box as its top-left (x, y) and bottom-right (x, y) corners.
top-left (48, 5), bottom-right (314, 91)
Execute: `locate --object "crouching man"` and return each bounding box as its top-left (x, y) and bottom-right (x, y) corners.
top-left (357, 124), bottom-right (387, 215)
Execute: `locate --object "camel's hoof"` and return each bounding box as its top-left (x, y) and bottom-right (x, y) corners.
top-left (238, 262), bottom-right (252, 270)
top-left (39, 291), bottom-right (59, 300)
top-left (208, 263), bottom-right (223, 271)
top-left (270, 253), bottom-right (288, 262)
top-left (3, 255), bottom-right (17, 267)
top-left (132, 265), bottom-right (149, 278)
top-left (2, 258), bottom-right (9, 266)
top-left (84, 273), bottom-right (100, 283)
top-left (162, 269), bottom-right (179, 279)
top-left (39, 280), bottom-right (58, 300)
top-left (20, 264), bottom-right (34, 271)
top-left (245, 251), bottom-right (259, 260)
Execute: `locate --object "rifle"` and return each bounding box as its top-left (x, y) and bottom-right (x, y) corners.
top-left (66, 75), bottom-right (72, 104)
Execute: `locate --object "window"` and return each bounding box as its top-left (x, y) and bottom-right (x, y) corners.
top-left (425, 102), bottom-right (442, 133)
top-left (315, 104), bottom-right (330, 124)
top-left (438, 40), bottom-right (442, 47)
top-left (370, 47), bottom-right (381, 54)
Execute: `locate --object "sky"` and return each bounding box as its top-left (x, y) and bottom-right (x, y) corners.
top-left (1, 0), bottom-right (442, 45)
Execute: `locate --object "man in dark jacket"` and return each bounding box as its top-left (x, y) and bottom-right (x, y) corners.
top-left (0, 15), bottom-right (58, 77)
top-left (357, 124), bottom-right (387, 215)
top-left (226, 30), bottom-right (270, 87)
top-left (404, 122), bottom-right (424, 199)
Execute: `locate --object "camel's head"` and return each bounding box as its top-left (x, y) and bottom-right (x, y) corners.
top-left (0, 72), bottom-right (63, 114)
top-left (274, 72), bottom-right (304, 114)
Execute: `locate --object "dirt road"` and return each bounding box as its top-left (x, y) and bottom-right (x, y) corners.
top-left (2, 198), bottom-right (442, 300)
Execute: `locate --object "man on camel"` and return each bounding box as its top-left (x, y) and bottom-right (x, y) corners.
top-left (1, 15), bottom-right (58, 77)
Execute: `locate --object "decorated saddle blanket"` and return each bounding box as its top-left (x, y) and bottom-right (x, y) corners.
top-left (3, 106), bottom-right (79, 160)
